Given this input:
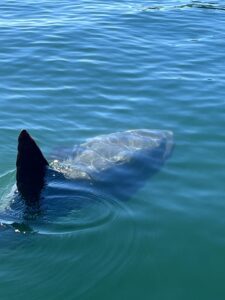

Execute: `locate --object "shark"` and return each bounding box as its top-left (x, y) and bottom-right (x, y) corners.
top-left (1, 129), bottom-right (174, 232)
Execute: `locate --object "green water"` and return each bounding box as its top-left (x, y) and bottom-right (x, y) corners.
top-left (0, 1), bottom-right (225, 299)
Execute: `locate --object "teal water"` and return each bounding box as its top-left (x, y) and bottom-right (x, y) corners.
top-left (0, 0), bottom-right (225, 299)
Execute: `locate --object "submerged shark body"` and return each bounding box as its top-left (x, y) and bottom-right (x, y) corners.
top-left (2, 129), bottom-right (174, 230)
top-left (50, 129), bottom-right (173, 180)
top-left (49, 129), bottom-right (173, 200)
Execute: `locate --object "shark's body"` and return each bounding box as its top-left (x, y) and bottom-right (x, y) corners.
top-left (50, 129), bottom-right (173, 181)
top-left (17, 129), bottom-right (173, 202)
top-left (1, 129), bottom-right (173, 231)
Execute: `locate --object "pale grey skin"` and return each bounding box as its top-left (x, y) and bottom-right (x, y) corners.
top-left (50, 129), bottom-right (174, 181)
top-left (43, 129), bottom-right (174, 205)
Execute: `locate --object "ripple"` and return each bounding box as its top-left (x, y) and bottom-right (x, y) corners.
top-left (0, 1), bottom-right (141, 28)
top-left (0, 182), bottom-right (137, 298)
top-left (38, 192), bottom-right (128, 235)
top-left (0, 169), bottom-right (137, 297)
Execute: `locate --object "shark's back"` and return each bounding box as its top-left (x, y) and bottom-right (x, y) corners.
top-left (50, 129), bottom-right (174, 182)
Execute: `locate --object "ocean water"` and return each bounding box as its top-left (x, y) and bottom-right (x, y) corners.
top-left (0, 0), bottom-right (225, 299)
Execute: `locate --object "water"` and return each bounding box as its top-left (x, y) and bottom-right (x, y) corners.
top-left (0, 0), bottom-right (225, 299)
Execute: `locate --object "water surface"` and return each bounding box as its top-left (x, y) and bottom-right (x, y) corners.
top-left (0, 1), bottom-right (225, 299)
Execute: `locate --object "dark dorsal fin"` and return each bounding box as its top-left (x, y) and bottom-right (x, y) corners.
top-left (16, 130), bottom-right (49, 205)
